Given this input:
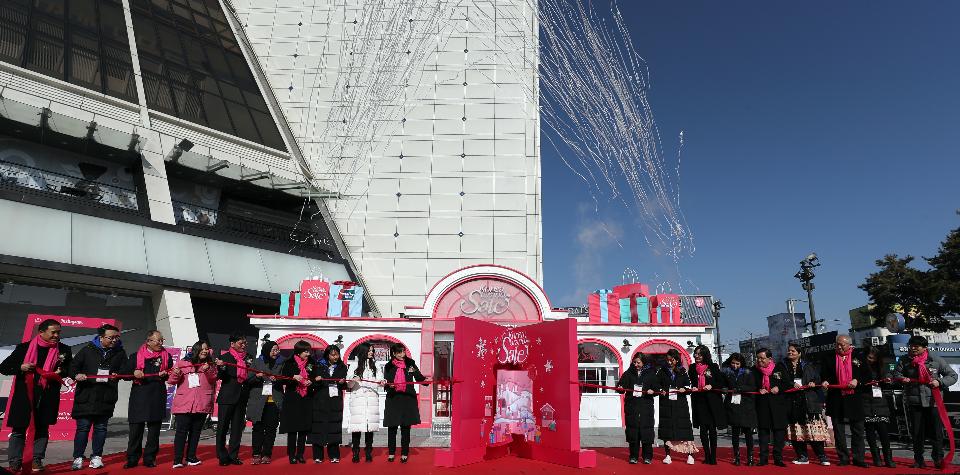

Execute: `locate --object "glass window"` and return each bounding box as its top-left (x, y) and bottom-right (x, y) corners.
top-left (577, 342), bottom-right (620, 394)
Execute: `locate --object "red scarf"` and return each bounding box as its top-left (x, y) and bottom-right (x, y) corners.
top-left (695, 363), bottom-right (708, 389)
top-left (392, 358), bottom-right (408, 392)
top-left (229, 347), bottom-right (247, 382)
top-left (836, 348), bottom-right (854, 395)
top-left (135, 344), bottom-right (169, 382)
top-left (913, 350), bottom-right (932, 383)
top-left (24, 335), bottom-right (59, 389)
top-left (758, 361), bottom-right (775, 391)
top-left (294, 355), bottom-right (310, 397)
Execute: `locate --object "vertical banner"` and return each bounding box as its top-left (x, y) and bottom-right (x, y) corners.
top-left (1, 315), bottom-right (119, 442)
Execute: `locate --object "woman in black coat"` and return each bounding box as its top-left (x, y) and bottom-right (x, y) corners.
top-left (862, 347), bottom-right (895, 468)
top-left (616, 352), bottom-right (659, 464)
top-left (753, 348), bottom-right (789, 467)
top-left (688, 345), bottom-right (726, 465)
top-left (382, 343), bottom-right (426, 463)
top-left (309, 345), bottom-right (348, 463)
top-left (657, 348), bottom-right (697, 465)
top-left (783, 343), bottom-right (828, 465)
top-left (278, 340), bottom-right (315, 464)
top-left (723, 353), bottom-right (757, 466)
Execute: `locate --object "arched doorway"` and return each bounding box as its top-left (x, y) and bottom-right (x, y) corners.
top-left (632, 339), bottom-right (692, 367)
top-left (577, 340), bottom-right (622, 428)
top-left (275, 333), bottom-right (329, 360)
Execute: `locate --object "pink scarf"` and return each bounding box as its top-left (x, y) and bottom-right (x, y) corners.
top-left (392, 358), bottom-right (408, 393)
top-left (229, 347), bottom-right (247, 382)
top-left (136, 344), bottom-right (169, 372)
top-left (695, 363), bottom-right (708, 389)
top-left (294, 355), bottom-right (310, 397)
top-left (758, 361), bottom-right (775, 391)
top-left (24, 335), bottom-right (58, 388)
top-left (836, 348), bottom-right (854, 395)
top-left (913, 350), bottom-right (932, 383)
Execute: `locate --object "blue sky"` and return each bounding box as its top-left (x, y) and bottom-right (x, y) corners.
top-left (540, 1), bottom-right (960, 347)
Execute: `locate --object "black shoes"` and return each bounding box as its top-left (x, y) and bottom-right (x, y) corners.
top-left (773, 460), bottom-right (786, 467)
top-left (642, 459), bottom-right (652, 464)
top-left (629, 458), bottom-right (638, 464)
top-left (365, 451), bottom-right (374, 463)
top-left (352, 449), bottom-right (361, 463)
top-left (387, 455), bottom-right (395, 462)
top-left (852, 460), bottom-right (869, 468)
top-left (122, 462), bottom-right (137, 469)
top-left (733, 454), bottom-right (741, 466)
top-left (400, 456), bottom-right (408, 464)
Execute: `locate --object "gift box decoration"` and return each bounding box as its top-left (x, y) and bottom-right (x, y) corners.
top-left (299, 280), bottom-right (330, 317)
top-left (618, 295), bottom-right (649, 324)
top-left (328, 280), bottom-right (364, 317)
top-left (280, 291), bottom-right (301, 316)
top-left (650, 294), bottom-right (681, 324)
top-left (613, 283), bottom-right (650, 298)
top-left (588, 289), bottom-right (620, 323)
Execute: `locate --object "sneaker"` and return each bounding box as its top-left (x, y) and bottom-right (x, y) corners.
top-left (10, 462), bottom-right (22, 473)
top-left (32, 460), bottom-right (45, 472)
top-left (172, 463), bottom-right (184, 469)
top-left (818, 456), bottom-right (830, 466)
top-left (643, 459), bottom-right (652, 464)
top-left (89, 456), bottom-right (104, 469)
top-left (793, 455), bottom-right (809, 465)
top-left (687, 455), bottom-right (695, 465)
top-left (72, 458), bottom-right (84, 471)
top-left (186, 459), bottom-right (202, 466)
top-left (314, 459), bottom-right (323, 464)
top-left (330, 458), bottom-right (340, 463)
top-left (662, 455), bottom-right (672, 464)
top-left (629, 458), bottom-right (638, 464)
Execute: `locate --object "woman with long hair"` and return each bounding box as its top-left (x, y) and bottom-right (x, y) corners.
top-left (657, 348), bottom-right (698, 464)
top-left (278, 340), bottom-right (314, 464)
top-left (688, 345), bottom-right (726, 465)
top-left (616, 352), bottom-right (659, 464)
top-left (168, 340), bottom-right (217, 468)
top-left (310, 345), bottom-right (348, 463)
top-left (753, 348), bottom-right (789, 467)
top-left (862, 347), bottom-right (895, 467)
top-left (347, 343), bottom-right (381, 463)
top-left (783, 343), bottom-right (830, 465)
top-left (382, 343), bottom-right (426, 463)
top-left (723, 353), bottom-right (758, 466)
top-left (247, 340), bottom-right (283, 465)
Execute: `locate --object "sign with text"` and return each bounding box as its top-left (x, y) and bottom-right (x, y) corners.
top-left (434, 278), bottom-right (541, 322)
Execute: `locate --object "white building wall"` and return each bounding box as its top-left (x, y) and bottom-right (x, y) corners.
top-left (230, 0), bottom-right (543, 317)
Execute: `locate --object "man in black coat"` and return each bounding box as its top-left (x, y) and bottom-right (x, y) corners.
top-left (820, 334), bottom-right (868, 467)
top-left (69, 324), bottom-right (126, 470)
top-left (214, 333), bottom-right (254, 465)
top-left (0, 318), bottom-right (72, 473)
top-left (122, 330), bottom-right (173, 469)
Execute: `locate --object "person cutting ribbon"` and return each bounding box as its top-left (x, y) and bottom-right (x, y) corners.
top-left (0, 319), bottom-right (72, 474)
top-left (893, 335), bottom-right (958, 469)
top-left (215, 333), bottom-right (254, 466)
top-left (820, 334), bottom-right (868, 467)
top-left (122, 330), bottom-right (173, 469)
top-left (69, 324), bottom-right (125, 470)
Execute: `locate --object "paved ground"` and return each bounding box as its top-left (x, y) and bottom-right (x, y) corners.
top-left (0, 419), bottom-right (941, 466)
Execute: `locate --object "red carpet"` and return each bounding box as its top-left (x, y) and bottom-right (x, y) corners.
top-left (46, 446), bottom-right (945, 474)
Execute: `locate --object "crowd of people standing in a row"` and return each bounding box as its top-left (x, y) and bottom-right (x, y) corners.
top-left (617, 335), bottom-right (957, 468)
top-left (0, 320), bottom-right (427, 472)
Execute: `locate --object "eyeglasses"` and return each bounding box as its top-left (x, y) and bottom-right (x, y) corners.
top-left (102, 335), bottom-right (120, 341)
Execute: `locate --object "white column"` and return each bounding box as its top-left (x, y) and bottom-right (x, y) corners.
top-left (152, 289), bottom-right (199, 351)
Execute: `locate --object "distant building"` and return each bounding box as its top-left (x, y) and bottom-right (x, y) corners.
top-left (767, 312), bottom-right (808, 361)
top-left (738, 335), bottom-right (771, 366)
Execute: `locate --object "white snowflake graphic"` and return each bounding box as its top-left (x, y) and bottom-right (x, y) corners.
top-left (539, 386), bottom-right (544, 393)
top-left (536, 337), bottom-right (542, 345)
top-left (475, 338), bottom-right (488, 358)
top-left (544, 360), bottom-right (553, 373)
top-left (480, 380), bottom-right (486, 389)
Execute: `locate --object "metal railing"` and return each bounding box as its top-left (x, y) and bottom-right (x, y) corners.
top-left (0, 160), bottom-right (139, 210)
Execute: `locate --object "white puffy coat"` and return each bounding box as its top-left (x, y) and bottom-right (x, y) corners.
top-left (347, 367), bottom-right (381, 432)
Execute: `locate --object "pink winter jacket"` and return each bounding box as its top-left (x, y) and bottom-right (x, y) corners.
top-left (168, 359), bottom-right (218, 414)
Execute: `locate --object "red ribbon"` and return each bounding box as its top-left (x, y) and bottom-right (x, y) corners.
top-left (287, 291), bottom-right (297, 316)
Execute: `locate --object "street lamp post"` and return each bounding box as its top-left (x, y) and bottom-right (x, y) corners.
top-left (794, 253), bottom-right (821, 335)
top-left (713, 300), bottom-right (725, 361)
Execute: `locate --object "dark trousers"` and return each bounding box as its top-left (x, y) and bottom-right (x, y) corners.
top-left (865, 420), bottom-right (892, 462)
top-left (127, 421), bottom-right (161, 465)
top-left (251, 403), bottom-right (280, 458)
top-left (757, 428), bottom-right (785, 463)
top-left (312, 442), bottom-right (340, 460)
top-left (352, 431), bottom-right (374, 455)
top-left (173, 413), bottom-right (206, 464)
top-left (791, 440), bottom-right (826, 460)
top-left (73, 416), bottom-right (109, 459)
top-left (731, 426), bottom-right (754, 457)
top-left (286, 431), bottom-right (307, 459)
top-left (388, 425), bottom-right (412, 456)
top-left (628, 442), bottom-right (653, 461)
top-left (833, 419), bottom-right (866, 464)
top-left (216, 401), bottom-right (247, 462)
top-left (8, 424), bottom-right (49, 465)
top-left (909, 406), bottom-right (945, 463)
top-left (700, 426), bottom-right (718, 461)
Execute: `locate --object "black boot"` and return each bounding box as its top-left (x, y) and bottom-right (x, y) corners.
top-left (870, 449), bottom-right (881, 467)
top-left (733, 449), bottom-right (741, 466)
top-left (351, 447), bottom-right (360, 463)
top-left (883, 449), bottom-right (895, 468)
top-left (365, 447), bottom-right (373, 463)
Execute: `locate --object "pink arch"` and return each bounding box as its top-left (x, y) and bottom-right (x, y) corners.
top-left (343, 334), bottom-right (408, 360)
top-left (577, 338), bottom-right (624, 371)
top-left (276, 332), bottom-right (328, 350)
top-left (633, 339), bottom-right (692, 366)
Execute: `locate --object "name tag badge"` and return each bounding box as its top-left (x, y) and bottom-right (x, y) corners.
top-left (633, 384), bottom-right (642, 394)
top-left (414, 383), bottom-right (420, 394)
top-left (328, 385), bottom-right (339, 397)
top-left (731, 394), bottom-right (742, 405)
top-left (872, 386), bottom-right (882, 398)
top-left (187, 373), bottom-right (201, 388)
top-left (793, 378), bottom-right (802, 386)
top-left (668, 392), bottom-right (678, 401)
top-left (262, 382), bottom-right (273, 396)
top-left (96, 368), bottom-right (109, 382)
